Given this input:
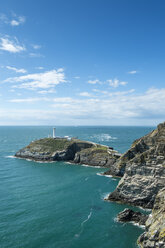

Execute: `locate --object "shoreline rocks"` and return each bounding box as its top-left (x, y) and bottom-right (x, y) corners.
top-left (138, 188), bottom-right (165, 248)
top-left (117, 208), bottom-right (148, 226)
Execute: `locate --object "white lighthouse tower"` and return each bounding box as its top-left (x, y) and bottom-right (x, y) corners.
top-left (53, 128), bottom-right (56, 138)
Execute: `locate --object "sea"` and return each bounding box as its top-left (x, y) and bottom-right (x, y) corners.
top-left (0, 126), bottom-right (154, 248)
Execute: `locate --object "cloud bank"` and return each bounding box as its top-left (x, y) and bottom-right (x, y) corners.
top-left (4, 68), bottom-right (66, 90)
top-left (3, 87), bottom-right (165, 125)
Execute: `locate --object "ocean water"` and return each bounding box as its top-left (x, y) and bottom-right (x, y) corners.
top-left (0, 126), bottom-right (154, 248)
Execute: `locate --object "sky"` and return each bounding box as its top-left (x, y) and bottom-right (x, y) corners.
top-left (0, 0), bottom-right (165, 126)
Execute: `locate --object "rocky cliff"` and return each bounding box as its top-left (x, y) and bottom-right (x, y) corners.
top-left (15, 137), bottom-right (120, 167)
top-left (138, 188), bottom-right (165, 248)
top-left (105, 122), bottom-right (165, 177)
top-left (106, 122), bottom-right (165, 209)
top-left (74, 146), bottom-right (120, 167)
top-left (117, 208), bottom-right (148, 226)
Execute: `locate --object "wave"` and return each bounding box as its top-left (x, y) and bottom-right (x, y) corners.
top-left (80, 164), bottom-right (101, 168)
top-left (96, 172), bottom-right (112, 177)
top-left (34, 160), bottom-right (55, 164)
top-left (132, 222), bottom-right (145, 229)
top-left (65, 161), bottom-right (74, 165)
top-left (136, 206), bottom-right (152, 212)
top-left (115, 217), bottom-right (145, 229)
top-left (91, 133), bottom-right (117, 142)
top-left (75, 209), bottom-right (93, 238)
top-left (5, 155), bottom-right (16, 159)
top-left (101, 192), bottom-right (110, 200)
top-left (66, 162), bottom-right (101, 168)
top-left (14, 156), bottom-right (55, 164)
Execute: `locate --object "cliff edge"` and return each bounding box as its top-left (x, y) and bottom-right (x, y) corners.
top-left (138, 188), bottom-right (165, 248)
top-left (107, 122), bottom-right (165, 208)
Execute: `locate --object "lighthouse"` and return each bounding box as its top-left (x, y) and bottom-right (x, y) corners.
top-left (53, 128), bottom-right (56, 138)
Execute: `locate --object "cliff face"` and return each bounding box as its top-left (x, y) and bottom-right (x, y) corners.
top-left (105, 122), bottom-right (165, 177)
top-left (107, 122), bottom-right (165, 208)
top-left (15, 138), bottom-right (121, 167)
top-left (105, 122), bottom-right (165, 247)
top-left (138, 188), bottom-right (165, 248)
top-left (74, 146), bottom-right (120, 167)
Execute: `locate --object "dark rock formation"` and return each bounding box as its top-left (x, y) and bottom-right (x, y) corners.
top-left (138, 188), bottom-right (165, 248)
top-left (15, 137), bottom-right (121, 167)
top-left (117, 208), bottom-right (148, 226)
top-left (74, 147), bottom-right (120, 167)
top-left (106, 122), bottom-right (165, 209)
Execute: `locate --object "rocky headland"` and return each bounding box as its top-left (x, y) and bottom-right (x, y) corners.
top-left (106, 122), bottom-right (165, 209)
top-left (105, 122), bottom-right (165, 247)
top-left (15, 137), bottom-right (121, 167)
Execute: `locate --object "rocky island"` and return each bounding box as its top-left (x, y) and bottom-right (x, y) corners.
top-left (15, 137), bottom-right (121, 167)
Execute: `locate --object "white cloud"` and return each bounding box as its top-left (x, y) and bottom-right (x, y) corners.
top-left (128, 70), bottom-right (137, 74)
top-left (6, 66), bottom-right (27, 73)
top-left (53, 97), bottom-right (74, 103)
top-left (32, 44), bottom-right (41, 50)
top-left (3, 87), bottom-right (165, 125)
top-left (88, 78), bottom-right (127, 87)
top-left (0, 13), bottom-right (25, 26)
top-left (50, 88), bottom-right (165, 121)
top-left (0, 37), bottom-right (25, 53)
top-left (29, 52), bottom-right (44, 58)
top-left (38, 89), bottom-right (56, 94)
top-left (78, 92), bottom-right (93, 97)
top-left (8, 97), bottom-right (49, 103)
top-left (35, 67), bottom-right (44, 70)
top-left (93, 89), bottom-right (109, 95)
top-left (108, 89), bottom-right (135, 96)
top-left (73, 76), bottom-right (80, 79)
top-left (10, 20), bottom-right (19, 26)
top-left (4, 68), bottom-right (66, 90)
top-left (93, 88), bottom-right (134, 96)
top-left (0, 13), bottom-right (8, 23)
top-left (88, 79), bottom-right (101, 84)
top-left (10, 15), bottom-right (25, 26)
top-left (107, 78), bottom-right (128, 88)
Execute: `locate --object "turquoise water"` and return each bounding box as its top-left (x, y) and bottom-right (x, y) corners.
top-left (0, 126), bottom-right (154, 248)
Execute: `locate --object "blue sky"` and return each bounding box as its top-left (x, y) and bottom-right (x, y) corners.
top-left (0, 0), bottom-right (165, 125)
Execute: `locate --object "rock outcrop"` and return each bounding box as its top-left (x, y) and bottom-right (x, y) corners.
top-left (74, 146), bottom-right (120, 167)
top-left (117, 208), bottom-right (148, 226)
top-left (15, 137), bottom-right (121, 167)
top-left (138, 188), bottom-right (165, 248)
top-left (105, 122), bottom-right (165, 177)
top-left (106, 122), bottom-right (165, 208)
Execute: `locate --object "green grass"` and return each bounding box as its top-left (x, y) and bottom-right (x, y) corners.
top-left (27, 138), bottom-right (72, 153)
